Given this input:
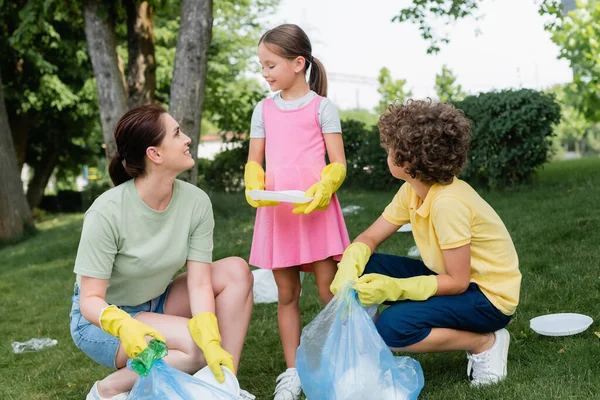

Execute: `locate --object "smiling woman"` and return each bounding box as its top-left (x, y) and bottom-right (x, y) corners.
top-left (70, 105), bottom-right (256, 400)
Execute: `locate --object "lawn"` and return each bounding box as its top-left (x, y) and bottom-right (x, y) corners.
top-left (1, 158), bottom-right (600, 399)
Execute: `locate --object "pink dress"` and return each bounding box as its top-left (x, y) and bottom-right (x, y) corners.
top-left (249, 96), bottom-right (351, 271)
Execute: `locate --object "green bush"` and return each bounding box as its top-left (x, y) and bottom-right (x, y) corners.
top-left (199, 89), bottom-right (561, 192)
top-left (40, 190), bottom-right (84, 213)
top-left (82, 180), bottom-right (113, 210)
top-left (202, 140), bottom-right (249, 192)
top-left (342, 119), bottom-right (398, 190)
top-left (454, 89), bottom-right (562, 188)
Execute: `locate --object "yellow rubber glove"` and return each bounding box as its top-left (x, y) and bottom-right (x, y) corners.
top-left (244, 161), bottom-right (279, 208)
top-left (353, 274), bottom-right (438, 306)
top-left (330, 242), bottom-right (372, 295)
top-left (99, 305), bottom-right (166, 359)
top-left (188, 312), bottom-right (235, 383)
top-left (293, 163), bottom-right (346, 215)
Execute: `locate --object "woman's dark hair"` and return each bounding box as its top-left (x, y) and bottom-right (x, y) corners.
top-left (108, 104), bottom-right (167, 186)
top-left (259, 24), bottom-right (328, 97)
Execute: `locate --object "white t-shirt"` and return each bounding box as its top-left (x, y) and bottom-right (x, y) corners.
top-left (250, 91), bottom-right (342, 139)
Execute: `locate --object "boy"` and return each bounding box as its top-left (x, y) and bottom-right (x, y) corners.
top-left (330, 100), bottom-right (521, 386)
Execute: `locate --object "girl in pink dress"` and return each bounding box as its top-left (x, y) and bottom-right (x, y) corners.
top-left (243, 24), bottom-right (350, 400)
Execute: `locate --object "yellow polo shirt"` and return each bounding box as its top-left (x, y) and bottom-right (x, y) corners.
top-left (382, 178), bottom-right (521, 315)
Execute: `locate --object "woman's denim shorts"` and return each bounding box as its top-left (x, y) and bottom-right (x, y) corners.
top-left (69, 284), bottom-right (170, 368)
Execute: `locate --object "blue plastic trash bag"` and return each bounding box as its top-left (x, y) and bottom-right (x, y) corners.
top-left (296, 285), bottom-right (424, 400)
top-left (128, 340), bottom-right (237, 400)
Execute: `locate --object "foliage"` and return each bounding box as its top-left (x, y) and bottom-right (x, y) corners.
top-left (201, 140), bottom-right (249, 192)
top-left (82, 179), bottom-right (113, 210)
top-left (391, 0), bottom-right (563, 54)
top-left (435, 65), bottom-right (467, 102)
top-left (1, 0), bottom-right (104, 189)
top-left (391, 0), bottom-right (484, 54)
top-left (453, 88), bottom-right (562, 188)
top-left (341, 119), bottom-right (398, 191)
top-left (154, 0), bottom-right (275, 135)
top-left (376, 67), bottom-right (412, 114)
top-left (546, 84), bottom-right (588, 156)
top-left (545, 0), bottom-right (600, 122)
top-left (339, 108), bottom-right (379, 127)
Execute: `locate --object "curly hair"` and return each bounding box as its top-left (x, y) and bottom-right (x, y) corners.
top-left (378, 99), bottom-right (472, 185)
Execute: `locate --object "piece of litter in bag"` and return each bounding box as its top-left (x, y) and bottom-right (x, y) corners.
top-left (128, 340), bottom-right (237, 400)
top-left (296, 284), bottom-right (424, 400)
top-left (407, 246), bottom-right (420, 258)
top-left (342, 205), bottom-right (364, 216)
top-left (397, 224), bottom-right (412, 233)
top-left (12, 338), bottom-right (58, 354)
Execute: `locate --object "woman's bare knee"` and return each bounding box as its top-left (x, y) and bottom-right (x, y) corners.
top-left (228, 257), bottom-right (253, 286)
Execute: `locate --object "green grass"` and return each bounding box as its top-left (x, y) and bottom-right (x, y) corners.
top-left (2, 158), bottom-right (600, 399)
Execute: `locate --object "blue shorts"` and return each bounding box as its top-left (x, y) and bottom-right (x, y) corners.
top-left (69, 284), bottom-right (170, 369)
top-left (363, 254), bottom-right (511, 349)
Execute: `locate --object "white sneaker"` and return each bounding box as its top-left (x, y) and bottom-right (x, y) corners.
top-left (467, 329), bottom-right (510, 386)
top-left (86, 381), bottom-right (129, 400)
top-left (239, 388), bottom-right (256, 400)
top-left (273, 368), bottom-right (302, 400)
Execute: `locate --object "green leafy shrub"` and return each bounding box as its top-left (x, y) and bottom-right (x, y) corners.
top-left (203, 140), bottom-right (249, 192)
top-left (454, 89), bottom-right (561, 188)
top-left (342, 119), bottom-right (398, 190)
top-left (82, 180), bottom-right (113, 210)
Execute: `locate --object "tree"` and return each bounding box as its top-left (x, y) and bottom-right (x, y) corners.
top-left (392, 1), bottom-right (562, 54)
top-left (83, 0), bottom-right (127, 160)
top-left (376, 67), bottom-right (413, 114)
top-left (435, 65), bottom-right (466, 102)
top-left (546, 1), bottom-right (600, 122)
top-left (85, 0), bottom-right (276, 184)
top-left (168, 0), bottom-right (213, 184)
top-left (0, 72), bottom-right (33, 240)
top-left (2, 0), bottom-right (103, 209)
top-left (124, 0), bottom-right (156, 109)
top-left (154, 0), bottom-right (276, 136)
top-left (548, 84), bottom-right (600, 157)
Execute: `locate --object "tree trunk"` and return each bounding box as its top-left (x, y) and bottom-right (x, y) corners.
top-left (169, 0), bottom-right (213, 185)
top-left (0, 73), bottom-right (33, 240)
top-left (9, 116), bottom-right (29, 171)
top-left (26, 131), bottom-right (65, 209)
top-left (124, 0), bottom-right (156, 108)
top-left (83, 0), bottom-right (128, 160)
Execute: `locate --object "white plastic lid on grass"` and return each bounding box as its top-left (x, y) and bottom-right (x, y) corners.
top-left (247, 190), bottom-right (313, 204)
top-left (530, 313), bottom-right (593, 336)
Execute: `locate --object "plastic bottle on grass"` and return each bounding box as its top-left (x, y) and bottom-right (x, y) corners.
top-left (12, 338), bottom-right (58, 354)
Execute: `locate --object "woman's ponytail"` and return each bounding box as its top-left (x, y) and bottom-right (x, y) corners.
top-left (108, 152), bottom-right (133, 186)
